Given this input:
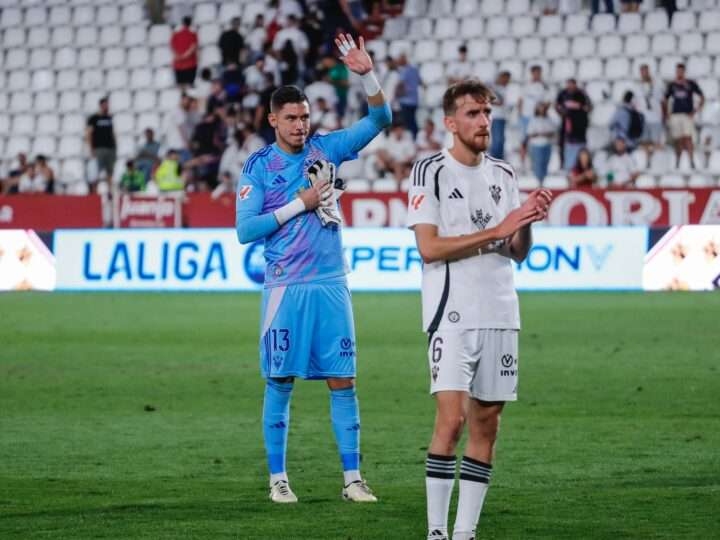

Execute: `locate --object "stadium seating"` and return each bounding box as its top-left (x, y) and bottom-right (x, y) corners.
top-left (0, 0), bottom-right (719, 189)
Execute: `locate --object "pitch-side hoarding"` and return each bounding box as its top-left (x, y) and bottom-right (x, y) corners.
top-left (53, 227), bottom-right (647, 291)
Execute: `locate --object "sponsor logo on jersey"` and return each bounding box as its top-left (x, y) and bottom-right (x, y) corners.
top-left (490, 185), bottom-right (502, 204)
top-left (448, 188), bottom-right (464, 199)
top-left (237, 185), bottom-right (253, 200)
top-left (472, 209), bottom-right (493, 229)
top-left (341, 338), bottom-right (353, 350)
top-left (411, 194), bottom-right (425, 210)
top-left (269, 421), bottom-right (287, 429)
top-left (448, 311), bottom-right (460, 323)
top-left (340, 337), bottom-right (355, 358)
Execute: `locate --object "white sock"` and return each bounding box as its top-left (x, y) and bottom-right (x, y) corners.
top-left (426, 453), bottom-right (456, 539)
top-left (453, 456), bottom-right (492, 539)
top-left (343, 469), bottom-right (361, 485)
top-left (270, 472), bottom-right (288, 486)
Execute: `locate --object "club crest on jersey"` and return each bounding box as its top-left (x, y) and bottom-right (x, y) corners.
top-left (490, 185), bottom-right (502, 204)
top-left (411, 194), bottom-right (425, 210)
top-left (471, 209), bottom-right (492, 229)
top-left (237, 185), bottom-right (253, 200)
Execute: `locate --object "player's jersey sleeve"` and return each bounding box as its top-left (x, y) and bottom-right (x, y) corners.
top-left (314, 104), bottom-right (391, 163)
top-left (235, 154), bottom-right (280, 244)
top-left (406, 159), bottom-right (441, 229)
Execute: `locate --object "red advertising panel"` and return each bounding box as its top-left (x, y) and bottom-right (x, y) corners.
top-left (0, 195), bottom-right (103, 229)
top-left (113, 193), bottom-right (183, 228)
top-left (338, 189), bottom-right (720, 227)
top-left (183, 192), bottom-right (235, 227)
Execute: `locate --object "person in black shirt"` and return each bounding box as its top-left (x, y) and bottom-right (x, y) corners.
top-left (555, 78), bottom-right (593, 171)
top-left (663, 63), bottom-right (704, 169)
top-left (85, 97), bottom-right (117, 193)
top-left (218, 17), bottom-right (245, 67)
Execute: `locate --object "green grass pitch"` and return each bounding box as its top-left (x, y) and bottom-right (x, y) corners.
top-left (1, 291), bottom-right (719, 539)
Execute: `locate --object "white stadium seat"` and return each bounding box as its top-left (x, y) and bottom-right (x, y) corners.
top-left (32, 136), bottom-right (57, 157)
top-left (591, 102), bottom-right (615, 127)
top-left (7, 136), bottom-right (31, 156)
top-left (103, 48), bottom-right (127, 69)
top-left (194, 3), bottom-right (218, 25)
top-left (80, 69), bottom-right (105, 90)
top-left (59, 91), bottom-right (82, 114)
top-left (51, 26), bottom-right (74, 47)
top-left (27, 27), bottom-right (51, 49)
top-left (440, 40), bottom-right (463, 62)
top-left (699, 77), bottom-right (719, 100)
top-left (460, 17), bottom-right (484, 39)
top-left (382, 17), bottom-right (408, 40)
top-left (12, 114), bottom-right (35, 135)
top-left (486, 16), bottom-right (510, 38)
top-left (218, 3), bottom-right (242, 22)
top-left (597, 35), bottom-right (623, 58)
top-left (403, 0), bottom-right (427, 17)
top-left (25, 6), bottom-right (47, 27)
top-left (408, 18), bottom-right (432, 39)
top-left (418, 61), bottom-right (443, 87)
top-left (644, 10), bottom-right (669, 33)
top-left (159, 88), bottom-right (181, 111)
top-left (199, 46), bottom-right (221, 67)
top-left (538, 15), bottom-right (562, 36)
top-left (32, 70), bottom-right (55, 91)
top-left (0, 7), bottom-right (22, 28)
top-left (519, 38), bottom-right (543, 60)
top-left (698, 10), bottom-right (720, 32)
top-left (605, 57), bottom-right (631, 80)
top-left (49, 6), bottom-right (72, 26)
top-left (467, 39), bottom-right (490, 60)
top-left (435, 18), bottom-right (458, 39)
top-left (97, 6), bottom-right (120, 26)
top-left (3, 28), bottom-right (25, 48)
top-left (58, 137), bottom-right (83, 159)
top-left (571, 36), bottom-right (596, 58)
top-left (5, 49), bottom-right (29, 70)
top-left (480, 0), bottom-right (504, 16)
top-left (75, 26), bottom-right (98, 47)
top-left (114, 112), bottom-right (135, 135)
top-left (564, 14), bottom-right (587, 36)
top-left (57, 70), bottom-right (80, 90)
top-left (127, 48), bottom-right (151, 70)
top-left (154, 68), bottom-right (175, 90)
top-left (551, 59), bottom-right (577, 83)
top-left (199, 23), bottom-right (221, 44)
top-left (83, 91), bottom-right (106, 114)
top-left (507, 0), bottom-right (530, 15)
top-left (659, 55), bottom-right (683, 80)
top-left (122, 4), bottom-right (145, 25)
top-left (578, 58), bottom-right (603, 81)
top-left (492, 38), bottom-right (517, 61)
top-left (617, 13), bottom-right (642, 34)
top-left (100, 26), bottom-right (123, 47)
top-left (471, 59), bottom-right (497, 81)
top-left (8, 71), bottom-right (30, 92)
top-left (429, 0), bottom-right (454, 16)
top-left (30, 49), bottom-right (53, 69)
top-left (61, 114), bottom-right (85, 135)
top-left (130, 68), bottom-right (153, 90)
top-left (585, 80), bottom-right (611, 103)
top-left (37, 114), bottom-right (61, 136)
top-left (670, 11), bottom-right (696, 33)
top-left (651, 34), bottom-right (677, 56)
top-left (35, 91), bottom-right (59, 114)
top-left (106, 69), bottom-right (130, 91)
top-left (545, 37), bottom-right (569, 60)
top-left (134, 90), bottom-right (157, 112)
top-left (706, 32), bottom-right (720, 55)
top-left (512, 15), bottom-right (536, 37)
top-left (388, 40), bottom-right (412, 59)
top-left (591, 14), bottom-right (616, 33)
top-left (149, 25), bottom-right (172, 47)
top-left (109, 90), bottom-right (132, 112)
top-left (454, 0), bottom-right (478, 16)
top-left (625, 34), bottom-right (650, 57)
top-left (73, 5), bottom-right (95, 26)
top-left (414, 41), bottom-right (438, 63)
top-left (78, 47), bottom-right (101, 69)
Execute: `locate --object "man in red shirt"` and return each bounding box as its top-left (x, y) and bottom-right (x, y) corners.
top-left (171, 16), bottom-right (199, 89)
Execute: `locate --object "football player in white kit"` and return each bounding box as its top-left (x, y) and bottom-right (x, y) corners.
top-left (407, 80), bottom-right (552, 540)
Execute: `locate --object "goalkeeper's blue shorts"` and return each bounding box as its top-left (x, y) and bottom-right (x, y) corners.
top-left (259, 276), bottom-right (356, 380)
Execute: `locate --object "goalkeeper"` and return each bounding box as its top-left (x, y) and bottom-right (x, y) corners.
top-left (235, 33), bottom-right (391, 504)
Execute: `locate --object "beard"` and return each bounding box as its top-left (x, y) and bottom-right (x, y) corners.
top-left (456, 129), bottom-right (490, 154)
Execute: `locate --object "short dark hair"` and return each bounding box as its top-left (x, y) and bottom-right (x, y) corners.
top-left (623, 90), bottom-right (634, 103)
top-left (676, 62), bottom-right (686, 70)
top-left (270, 85), bottom-right (308, 113)
top-left (182, 16), bottom-right (192, 26)
top-left (530, 64), bottom-right (542, 72)
top-left (442, 79), bottom-right (496, 116)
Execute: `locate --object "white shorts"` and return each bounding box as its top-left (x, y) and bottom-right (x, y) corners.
top-left (427, 329), bottom-right (519, 402)
top-left (668, 114), bottom-right (695, 141)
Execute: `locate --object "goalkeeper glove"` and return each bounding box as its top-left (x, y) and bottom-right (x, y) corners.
top-left (307, 159), bottom-right (343, 228)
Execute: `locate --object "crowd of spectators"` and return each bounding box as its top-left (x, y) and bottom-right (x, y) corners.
top-left (0, 0), bottom-right (714, 196)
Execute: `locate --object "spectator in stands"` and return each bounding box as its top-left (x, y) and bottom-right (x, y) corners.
top-left (218, 125), bottom-right (266, 189)
top-left (186, 112), bottom-right (225, 190)
top-left (300, 9), bottom-right (324, 74)
top-left (34, 155), bottom-right (55, 194)
top-left (556, 78), bottom-right (592, 171)
top-left (154, 150), bottom-right (184, 192)
top-left (244, 56), bottom-right (270, 95)
top-left (380, 56), bottom-right (400, 114)
top-left (86, 97), bottom-right (117, 193)
top-left (321, 54), bottom-right (350, 119)
top-left (17, 162), bottom-right (47, 194)
top-left (255, 73), bottom-right (279, 144)
top-left (195, 67), bottom-right (214, 111)
top-left (310, 97), bottom-right (341, 134)
top-left (660, 0), bottom-right (677, 22)
top-left (636, 64), bottom-right (665, 161)
top-left (526, 103), bottom-right (556, 184)
top-left (1, 154), bottom-right (28, 194)
top-left (489, 71), bottom-right (512, 160)
top-left (606, 137), bottom-right (639, 187)
top-left (171, 17), bottom-right (199, 89)
top-left (272, 15), bottom-right (309, 74)
top-left (534, 0), bottom-right (558, 15)
top-left (663, 63), bottom-right (704, 169)
top-left (247, 15), bottom-right (268, 56)
top-left (518, 65), bottom-right (550, 169)
top-left (610, 91), bottom-right (644, 151)
top-left (262, 43), bottom-right (282, 86)
top-left (375, 120), bottom-right (416, 184)
top-left (416, 119), bottom-right (443, 160)
top-left (591, 0), bottom-right (614, 15)
top-left (218, 17), bottom-right (246, 67)
top-left (135, 128), bottom-right (160, 183)
top-left (447, 45), bottom-right (472, 86)
top-left (224, 64), bottom-right (245, 104)
top-left (278, 40), bottom-right (301, 86)
top-left (620, 0), bottom-right (642, 13)
top-left (203, 79), bottom-right (226, 114)
top-left (568, 148), bottom-right (598, 188)
top-left (305, 69), bottom-right (339, 112)
top-left (164, 93), bottom-right (200, 163)
top-left (395, 52), bottom-right (421, 139)
top-left (120, 160), bottom-right (146, 193)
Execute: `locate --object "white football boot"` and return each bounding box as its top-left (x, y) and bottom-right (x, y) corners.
top-left (342, 479), bottom-right (377, 502)
top-left (269, 480), bottom-right (298, 503)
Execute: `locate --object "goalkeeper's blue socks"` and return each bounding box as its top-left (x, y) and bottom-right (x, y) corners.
top-left (330, 386), bottom-right (362, 485)
top-left (262, 379), bottom-right (293, 484)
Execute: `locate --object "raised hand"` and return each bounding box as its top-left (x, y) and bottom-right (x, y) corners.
top-left (335, 33), bottom-right (373, 75)
top-left (521, 188), bottom-right (552, 222)
top-left (494, 206), bottom-right (538, 239)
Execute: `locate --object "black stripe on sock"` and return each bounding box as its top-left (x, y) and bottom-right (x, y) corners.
top-left (427, 470), bottom-right (456, 479)
top-left (459, 472), bottom-right (489, 483)
top-left (427, 453), bottom-right (456, 462)
top-left (461, 456), bottom-right (492, 469)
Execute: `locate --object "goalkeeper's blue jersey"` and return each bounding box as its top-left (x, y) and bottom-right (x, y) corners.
top-left (236, 118), bottom-right (383, 288)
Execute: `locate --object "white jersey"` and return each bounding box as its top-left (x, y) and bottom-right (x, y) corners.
top-left (406, 148), bottom-right (521, 332)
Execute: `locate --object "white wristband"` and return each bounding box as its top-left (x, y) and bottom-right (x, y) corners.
top-left (273, 198), bottom-right (306, 225)
top-left (361, 71), bottom-right (381, 96)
